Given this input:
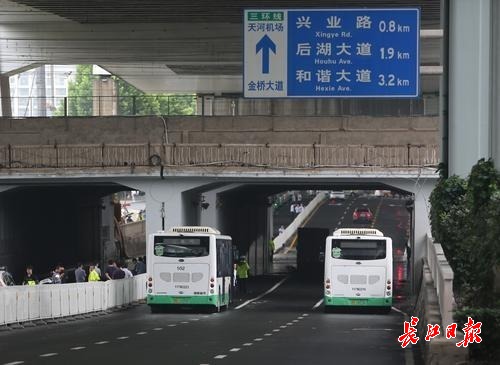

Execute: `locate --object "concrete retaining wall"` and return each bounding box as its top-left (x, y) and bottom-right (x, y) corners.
top-left (0, 116), bottom-right (439, 146)
top-left (412, 235), bottom-right (469, 364)
top-left (273, 193), bottom-right (328, 252)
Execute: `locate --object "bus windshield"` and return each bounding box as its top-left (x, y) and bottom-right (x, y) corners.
top-left (154, 236), bottom-right (210, 257)
top-left (331, 239), bottom-right (386, 260)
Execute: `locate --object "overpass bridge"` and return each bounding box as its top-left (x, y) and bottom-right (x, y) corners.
top-left (1, 1), bottom-right (500, 363)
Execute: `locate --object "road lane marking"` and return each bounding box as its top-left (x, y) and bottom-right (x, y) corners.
top-left (272, 329), bottom-right (280, 332)
top-left (302, 313), bottom-right (309, 316)
top-left (168, 324), bottom-right (177, 327)
top-left (235, 276), bottom-right (289, 309)
top-left (39, 353), bottom-right (58, 357)
top-left (214, 355), bottom-right (227, 359)
top-left (181, 321), bottom-right (189, 324)
top-left (264, 333), bottom-right (272, 336)
top-left (243, 343), bottom-right (253, 346)
top-left (70, 346), bottom-right (86, 350)
top-left (152, 327), bottom-right (163, 331)
top-left (254, 338), bottom-right (263, 341)
top-left (229, 348), bottom-right (240, 352)
top-left (292, 320), bottom-right (299, 322)
top-left (4, 361), bottom-right (25, 365)
top-left (312, 299), bottom-right (324, 309)
top-left (280, 325), bottom-right (287, 328)
top-left (137, 331), bottom-right (147, 335)
top-left (95, 341), bottom-right (109, 345)
top-left (191, 318), bottom-right (200, 321)
top-left (391, 306), bottom-right (407, 316)
top-left (117, 336), bottom-right (129, 340)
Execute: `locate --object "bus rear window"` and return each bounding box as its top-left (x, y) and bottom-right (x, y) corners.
top-left (331, 239), bottom-right (386, 260)
top-left (154, 236), bottom-right (210, 257)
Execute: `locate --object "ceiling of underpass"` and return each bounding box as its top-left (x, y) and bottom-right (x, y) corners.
top-left (0, 0), bottom-right (441, 94)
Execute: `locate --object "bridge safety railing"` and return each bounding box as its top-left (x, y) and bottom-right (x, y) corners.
top-left (0, 274), bottom-right (147, 327)
top-left (426, 234), bottom-right (456, 328)
top-left (0, 143), bottom-right (439, 169)
top-left (2, 95), bottom-right (438, 117)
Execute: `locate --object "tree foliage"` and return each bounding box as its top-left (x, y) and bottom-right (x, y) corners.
top-left (430, 158), bottom-right (500, 307)
top-left (430, 159), bottom-right (500, 361)
top-left (55, 65), bottom-right (195, 116)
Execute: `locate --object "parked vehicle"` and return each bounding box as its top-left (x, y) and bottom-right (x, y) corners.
top-left (352, 207), bottom-right (374, 223)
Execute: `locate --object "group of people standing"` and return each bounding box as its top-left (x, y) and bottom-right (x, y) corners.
top-left (20, 257), bottom-right (147, 285)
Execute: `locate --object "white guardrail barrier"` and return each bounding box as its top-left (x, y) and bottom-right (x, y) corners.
top-left (426, 234), bottom-right (456, 328)
top-left (0, 274), bottom-right (147, 326)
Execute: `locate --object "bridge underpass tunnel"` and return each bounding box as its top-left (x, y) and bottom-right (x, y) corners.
top-left (0, 184), bottom-right (141, 284)
top-left (218, 184), bottom-right (415, 306)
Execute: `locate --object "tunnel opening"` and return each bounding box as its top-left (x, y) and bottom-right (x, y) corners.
top-left (215, 183), bottom-right (415, 311)
top-left (0, 184), bottom-right (145, 284)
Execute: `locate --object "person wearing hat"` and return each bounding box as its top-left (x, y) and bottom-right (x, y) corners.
top-left (236, 256), bottom-right (250, 294)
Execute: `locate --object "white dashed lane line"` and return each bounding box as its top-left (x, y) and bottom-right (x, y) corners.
top-left (214, 355), bottom-right (227, 359)
top-left (117, 336), bottom-right (129, 340)
top-left (70, 346), bottom-right (86, 351)
top-left (136, 331), bottom-right (147, 335)
top-left (152, 327), bottom-right (163, 331)
top-left (229, 348), bottom-right (241, 352)
top-left (235, 276), bottom-right (289, 309)
top-left (254, 338), bottom-right (263, 341)
top-left (39, 353), bottom-right (58, 358)
top-left (94, 341), bottom-right (109, 345)
top-left (312, 298), bottom-right (324, 309)
top-left (168, 324), bottom-right (177, 327)
top-left (4, 361), bottom-right (25, 365)
top-left (242, 343), bottom-right (253, 346)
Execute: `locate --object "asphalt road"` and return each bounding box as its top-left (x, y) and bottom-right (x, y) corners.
top-left (0, 274), bottom-right (410, 365)
top-left (0, 194), bottom-right (413, 365)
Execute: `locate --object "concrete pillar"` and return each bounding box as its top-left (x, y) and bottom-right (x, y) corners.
top-left (117, 178), bottom-right (212, 237)
top-left (491, 1), bottom-right (500, 168)
top-left (0, 75), bottom-right (12, 117)
top-left (93, 77), bottom-right (117, 116)
top-left (449, 0), bottom-right (492, 176)
top-left (199, 184), bottom-right (242, 230)
top-left (387, 178), bottom-right (436, 294)
top-left (100, 195), bottom-right (116, 263)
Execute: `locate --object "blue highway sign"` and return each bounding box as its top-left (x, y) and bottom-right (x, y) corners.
top-left (244, 8), bottom-right (420, 98)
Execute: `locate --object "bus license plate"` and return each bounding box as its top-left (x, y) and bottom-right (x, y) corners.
top-left (350, 299), bottom-right (367, 305)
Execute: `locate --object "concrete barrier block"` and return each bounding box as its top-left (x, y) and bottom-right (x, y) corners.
top-left (427, 337), bottom-right (468, 365)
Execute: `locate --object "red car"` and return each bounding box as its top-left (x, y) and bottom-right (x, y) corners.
top-left (352, 207), bottom-right (373, 223)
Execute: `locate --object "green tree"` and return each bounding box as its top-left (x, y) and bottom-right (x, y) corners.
top-left (54, 65), bottom-right (94, 116)
top-left (55, 65), bottom-right (195, 116)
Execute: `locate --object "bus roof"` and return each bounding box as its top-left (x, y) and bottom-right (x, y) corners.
top-left (167, 226), bottom-right (221, 234)
top-left (333, 228), bottom-right (383, 237)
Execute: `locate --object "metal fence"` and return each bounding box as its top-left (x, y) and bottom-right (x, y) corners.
top-left (0, 143), bottom-right (439, 169)
top-left (2, 94), bottom-right (439, 117)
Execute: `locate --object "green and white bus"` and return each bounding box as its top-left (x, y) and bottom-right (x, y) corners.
top-left (324, 228), bottom-right (393, 312)
top-left (147, 226), bottom-right (233, 312)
